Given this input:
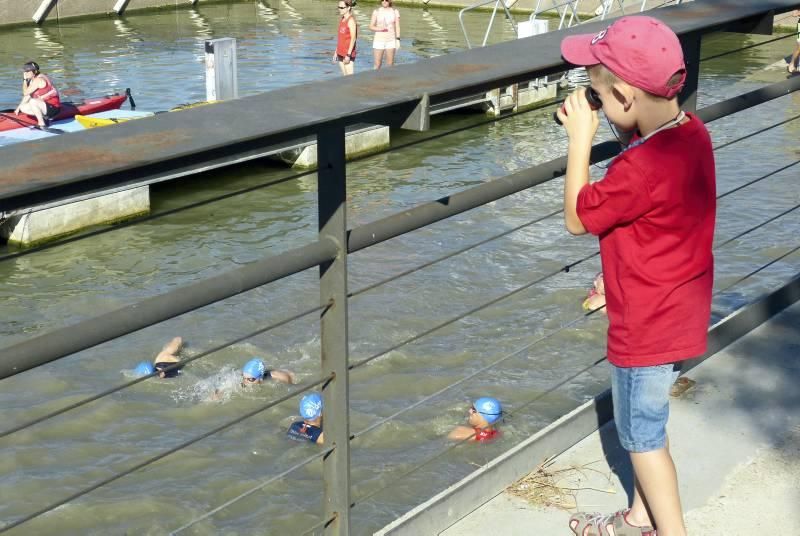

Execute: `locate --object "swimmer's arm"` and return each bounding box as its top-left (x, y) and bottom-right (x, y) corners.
top-left (316, 431), bottom-right (324, 445)
top-left (270, 369), bottom-right (296, 384)
top-left (447, 425), bottom-right (476, 441)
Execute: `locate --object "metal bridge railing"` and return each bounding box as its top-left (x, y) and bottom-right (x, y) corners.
top-left (1, 1), bottom-right (800, 534)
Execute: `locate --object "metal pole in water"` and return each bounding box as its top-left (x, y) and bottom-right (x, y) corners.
top-left (32, 0), bottom-right (58, 24)
top-left (204, 38), bottom-right (239, 102)
top-left (317, 125), bottom-right (352, 536)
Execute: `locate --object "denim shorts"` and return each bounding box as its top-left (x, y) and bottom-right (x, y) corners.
top-left (611, 362), bottom-right (681, 453)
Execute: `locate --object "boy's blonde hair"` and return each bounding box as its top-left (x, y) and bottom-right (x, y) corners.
top-left (588, 64), bottom-right (684, 101)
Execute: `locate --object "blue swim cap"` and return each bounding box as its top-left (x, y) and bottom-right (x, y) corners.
top-left (134, 361), bottom-right (155, 377)
top-left (474, 397), bottom-right (502, 424)
top-left (299, 392), bottom-right (323, 420)
top-left (242, 358), bottom-right (267, 380)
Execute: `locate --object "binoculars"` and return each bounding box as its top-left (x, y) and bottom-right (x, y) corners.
top-left (553, 87), bottom-right (603, 125)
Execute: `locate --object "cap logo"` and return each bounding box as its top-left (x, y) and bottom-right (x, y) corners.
top-left (591, 29), bottom-right (607, 45)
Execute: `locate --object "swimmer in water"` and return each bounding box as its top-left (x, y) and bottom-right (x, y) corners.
top-left (209, 358), bottom-right (296, 400)
top-left (287, 392), bottom-right (324, 444)
top-left (582, 272), bottom-right (607, 315)
top-left (240, 358), bottom-right (296, 386)
top-left (448, 397), bottom-right (502, 442)
top-left (133, 336), bottom-right (184, 378)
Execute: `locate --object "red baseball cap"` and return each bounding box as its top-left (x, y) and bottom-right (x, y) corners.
top-left (560, 16), bottom-right (686, 99)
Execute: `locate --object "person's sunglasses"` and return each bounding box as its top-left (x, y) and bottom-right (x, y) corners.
top-left (337, 5), bottom-right (347, 8)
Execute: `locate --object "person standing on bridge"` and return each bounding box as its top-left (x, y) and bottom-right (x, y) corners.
top-left (557, 16), bottom-right (715, 536)
top-left (369, 0), bottom-right (400, 70)
top-left (334, 0), bottom-right (358, 76)
top-left (14, 61), bottom-right (61, 128)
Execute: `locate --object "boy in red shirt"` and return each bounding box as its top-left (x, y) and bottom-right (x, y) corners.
top-left (557, 16), bottom-right (716, 536)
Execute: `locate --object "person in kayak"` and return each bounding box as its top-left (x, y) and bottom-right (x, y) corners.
top-left (287, 392), bottom-right (324, 444)
top-left (133, 336), bottom-right (185, 378)
top-left (14, 61), bottom-right (61, 128)
top-left (448, 397), bottom-right (503, 442)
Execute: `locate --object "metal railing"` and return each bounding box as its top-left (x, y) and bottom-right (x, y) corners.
top-left (1, 1), bottom-right (800, 534)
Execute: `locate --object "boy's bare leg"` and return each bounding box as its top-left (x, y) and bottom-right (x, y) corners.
top-left (626, 475), bottom-right (653, 527)
top-left (630, 448), bottom-right (686, 536)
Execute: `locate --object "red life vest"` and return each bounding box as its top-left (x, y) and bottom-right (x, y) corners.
top-left (31, 74), bottom-right (60, 108)
top-left (336, 15), bottom-right (356, 58)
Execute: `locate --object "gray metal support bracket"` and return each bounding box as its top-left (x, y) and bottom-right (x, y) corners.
top-left (400, 94), bottom-right (431, 131)
top-left (113, 0), bottom-right (132, 15)
top-left (317, 124), bottom-right (352, 536)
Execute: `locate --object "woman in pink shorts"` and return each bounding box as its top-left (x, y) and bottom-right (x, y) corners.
top-left (369, 0), bottom-right (400, 69)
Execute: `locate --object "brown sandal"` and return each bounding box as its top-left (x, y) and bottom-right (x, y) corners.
top-left (569, 509), bottom-right (656, 536)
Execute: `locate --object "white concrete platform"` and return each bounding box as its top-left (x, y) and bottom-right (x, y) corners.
top-left (441, 301), bottom-right (800, 535)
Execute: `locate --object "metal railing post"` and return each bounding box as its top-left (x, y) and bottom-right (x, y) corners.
top-left (317, 124), bottom-right (351, 536)
top-left (680, 31), bottom-right (702, 112)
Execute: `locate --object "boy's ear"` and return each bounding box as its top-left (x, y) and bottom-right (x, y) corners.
top-left (611, 80), bottom-right (636, 111)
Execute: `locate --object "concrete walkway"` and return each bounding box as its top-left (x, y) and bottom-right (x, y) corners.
top-left (442, 301), bottom-right (800, 535)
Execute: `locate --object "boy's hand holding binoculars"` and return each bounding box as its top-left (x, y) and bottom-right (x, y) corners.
top-left (555, 87), bottom-right (601, 147)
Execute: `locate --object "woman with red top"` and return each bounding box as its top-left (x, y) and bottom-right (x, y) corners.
top-left (333, 0), bottom-right (358, 76)
top-left (14, 61), bottom-right (61, 128)
top-left (448, 397), bottom-right (502, 442)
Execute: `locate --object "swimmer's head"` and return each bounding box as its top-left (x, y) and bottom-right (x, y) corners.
top-left (242, 358), bottom-right (267, 384)
top-left (299, 392), bottom-right (323, 420)
top-left (471, 397), bottom-right (503, 425)
top-left (133, 361), bottom-right (155, 377)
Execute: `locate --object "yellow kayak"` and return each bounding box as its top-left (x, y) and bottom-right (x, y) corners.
top-left (74, 115), bottom-right (134, 129)
top-left (75, 101), bottom-right (216, 129)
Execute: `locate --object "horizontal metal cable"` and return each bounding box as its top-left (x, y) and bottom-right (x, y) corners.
top-left (0, 303), bottom-right (327, 440)
top-left (4, 77), bottom-right (797, 380)
top-left (352, 235), bottom-right (800, 509)
top-left (700, 31), bottom-right (798, 63)
top-left (348, 154), bottom-right (800, 437)
top-left (0, 95), bottom-right (554, 266)
top-left (0, 373), bottom-right (332, 534)
top-left (715, 244), bottom-right (800, 297)
top-left (350, 422), bottom-right (480, 509)
top-left (171, 446), bottom-right (335, 534)
top-left (350, 309), bottom-right (600, 441)
top-left (716, 203), bottom-right (800, 250)
top-left (0, 238), bottom-right (337, 380)
top-left (713, 113), bottom-right (800, 153)
top-left (349, 208), bottom-right (563, 298)
top-left (348, 250), bottom-right (600, 372)
top-left (717, 160), bottom-right (800, 201)
top-left (351, 238), bottom-right (800, 511)
top-left (297, 515), bottom-right (337, 536)
top-left (0, 172), bottom-right (311, 264)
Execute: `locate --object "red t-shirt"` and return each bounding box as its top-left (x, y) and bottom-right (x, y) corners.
top-left (576, 113), bottom-right (716, 367)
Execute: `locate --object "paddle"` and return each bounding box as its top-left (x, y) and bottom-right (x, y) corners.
top-left (0, 109), bottom-right (65, 134)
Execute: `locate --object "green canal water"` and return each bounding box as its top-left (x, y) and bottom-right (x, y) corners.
top-left (0, 2), bottom-right (799, 534)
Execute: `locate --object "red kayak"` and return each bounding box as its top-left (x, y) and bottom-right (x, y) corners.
top-left (0, 93), bottom-right (128, 132)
